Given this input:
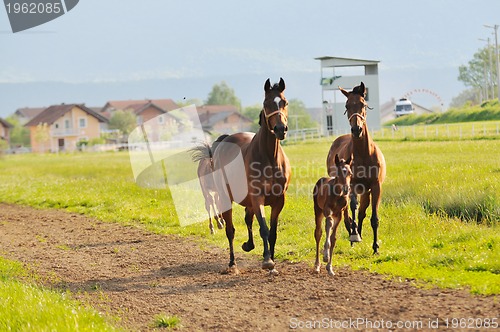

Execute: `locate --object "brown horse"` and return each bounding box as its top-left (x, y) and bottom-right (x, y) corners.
top-left (212, 78), bottom-right (291, 274)
top-left (313, 154), bottom-right (352, 276)
top-left (190, 135), bottom-right (228, 234)
top-left (326, 82), bottom-right (386, 254)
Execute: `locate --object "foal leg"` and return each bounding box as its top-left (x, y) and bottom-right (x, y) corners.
top-left (313, 204), bottom-right (323, 273)
top-left (326, 215), bottom-right (341, 276)
top-left (323, 215), bottom-right (333, 264)
top-left (242, 207), bottom-right (255, 252)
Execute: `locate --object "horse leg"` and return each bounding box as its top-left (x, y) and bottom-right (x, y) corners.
top-left (323, 215), bottom-right (333, 264)
top-left (357, 192), bottom-right (371, 239)
top-left (313, 204), bottom-right (323, 273)
top-left (326, 215), bottom-right (341, 276)
top-left (205, 195), bottom-right (215, 235)
top-left (222, 208), bottom-right (238, 274)
top-left (269, 195), bottom-right (285, 261)
top-left (252, 198), bottom-right (274, 270)
top-left (349, 192), bottom-right (361, 244)
top-left (241, 207), bottom-right (255, 252)
top-left (370, 184), bottom-right (382, 255)
top-left (213, 192), bottom-right (225, 229)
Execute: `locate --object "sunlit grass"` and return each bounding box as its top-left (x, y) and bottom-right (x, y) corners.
top-left (0, 257), bottom-right (122, 331)
top-left (1, 140), bottom-right (499, 295)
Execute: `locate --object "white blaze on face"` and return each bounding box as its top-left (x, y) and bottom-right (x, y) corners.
top-left (274, 96), bottom-right (281, 111)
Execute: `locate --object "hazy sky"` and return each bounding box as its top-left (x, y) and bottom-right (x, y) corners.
top-left (1, 0), bottom-right (500, 117)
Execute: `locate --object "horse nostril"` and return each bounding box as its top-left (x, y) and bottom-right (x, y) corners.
top-left (284, 126), bottom-right (288, 132)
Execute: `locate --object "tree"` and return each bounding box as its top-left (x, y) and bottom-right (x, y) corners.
top-left (458, 45), bottom-right (497, 102)
top-left (206, 81), bottom-right (241, 109)
top-left (287, 99), bottom-right (318, 130)
top-left (34, 123), bottom-right (50, 152)
top-left (108, 110), bottom-right (137, 136)
top-left (242, 104), bottom-right (262, 132)
top-left (5, 115), bottom-right (30, 147)
top-left (450, 88), bottom-right (480, 108)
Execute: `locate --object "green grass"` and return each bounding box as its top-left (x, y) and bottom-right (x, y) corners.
top-left (0, 140), bottom-right (499, 297)
top-left (0, 257), bottom-right (122, 331)
top-left (386, 99), bottom-right (500, 126)
top-left (152, 314), bottom-right (181, 329)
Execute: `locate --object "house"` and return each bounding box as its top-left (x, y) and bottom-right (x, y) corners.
top-left (197, 105), bottom-right (254, 134)
top-left (101, 99), bottom-right (180, 122)
top-left (0, 118), bottom-right (13, 146)
top-left (25, 104), bottom-right (108, 153)
top-left (14, 107), bottom-right (46, 124)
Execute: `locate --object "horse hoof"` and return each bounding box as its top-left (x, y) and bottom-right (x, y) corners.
top-left (350, 234), bottom-right (362, 242)
top-left (327, 269), bottom-right (335, 277)
top-left (314, 265), bottom-right (321, 274)
top-left (221, 265), bottom-right (240, 275)
top-left (217, 220), bottom-right (224, 229)
top-left (269, 268), bottom-right (279, 276)
top-left (242, 242), bottom-right (255, 252)
top-left (262, 258), bottom-right (275, 270)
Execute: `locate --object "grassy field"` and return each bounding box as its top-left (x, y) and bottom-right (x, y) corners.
top-left (0, 256), bottom-right (121, 331)
top-left (0, 139), bottom-right (499, 302)
top-left (386, 99), bottom-right (500, 126)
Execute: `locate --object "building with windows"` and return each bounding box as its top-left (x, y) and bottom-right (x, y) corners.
top-left (25, 104), bottom-right (108, 153)
top-left (315, 56), bottom-right (381, 135)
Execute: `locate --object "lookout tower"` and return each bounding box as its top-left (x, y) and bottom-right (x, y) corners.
top-left (315, 56), bottom-right (381, 135)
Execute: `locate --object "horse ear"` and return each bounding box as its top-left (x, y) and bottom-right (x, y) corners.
top-left (264, 79), bottom-right (271, 92)
top-left (346, 154), bottom-right (352, 165)
top-left (359, 82), bottom-right (366, 97)
top-left (278, 77), bottom-right (285, 92)
top-left (339, 87), bottom-right (349, 98)
top-left (334, 154), bottom-right (340, 165)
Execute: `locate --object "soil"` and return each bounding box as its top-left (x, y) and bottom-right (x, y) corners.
top-left (0, 203), bottom-right (497, 331)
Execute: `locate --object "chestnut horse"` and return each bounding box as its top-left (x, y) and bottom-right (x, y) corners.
top-left (313, 154), bottom-right (352, 276)
top-left (212, 78), bottom-right (291, 274)
top-left (190, 135), bottom-right (228, 234)
top-left (326, 82), bottom-right (386, 254)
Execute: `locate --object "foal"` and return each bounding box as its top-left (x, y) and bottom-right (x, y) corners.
top-left (313, 154), bottom-right (352, 276)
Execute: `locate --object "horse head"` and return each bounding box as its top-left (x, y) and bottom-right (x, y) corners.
top-left (340, 82), bottom-right (369, 139)
top-left (261, 77), bottom-right (289, 140)
top-left (333, 154), bottom-right (353, 196)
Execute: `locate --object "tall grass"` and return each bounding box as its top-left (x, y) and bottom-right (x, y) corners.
top-left (0, 140), bottom-right (499, 295)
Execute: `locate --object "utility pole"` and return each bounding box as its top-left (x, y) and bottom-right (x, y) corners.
top-left (484, 24), bottom-right (500, 101)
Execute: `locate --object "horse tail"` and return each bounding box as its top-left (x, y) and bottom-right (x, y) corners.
top-left (189, 134), bottom-right (229, 163)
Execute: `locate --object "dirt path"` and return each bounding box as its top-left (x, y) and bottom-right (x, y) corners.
top-left (0, 203), bottom-right (497, 331)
